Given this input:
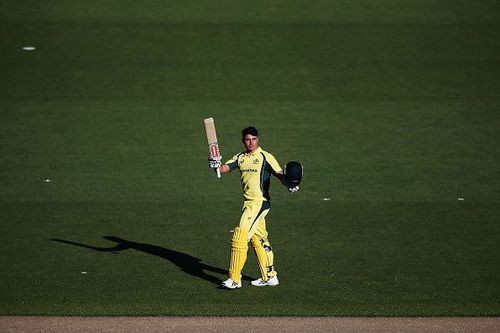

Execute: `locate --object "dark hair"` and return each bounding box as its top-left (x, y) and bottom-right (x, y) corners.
top-left (242, 126), bottom-right (259, 137)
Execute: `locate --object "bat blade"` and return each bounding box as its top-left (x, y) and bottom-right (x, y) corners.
top-left (204, 117), bottom-right (221, 178)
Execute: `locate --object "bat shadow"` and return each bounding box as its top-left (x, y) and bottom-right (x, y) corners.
top-left (51, 236), bottom-right (254, 287)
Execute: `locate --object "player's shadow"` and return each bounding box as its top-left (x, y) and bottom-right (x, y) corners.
top-left (51, 236), bottom-right (254, 286)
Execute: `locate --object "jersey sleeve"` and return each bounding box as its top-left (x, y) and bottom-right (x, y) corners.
top-left (225, 153), bottom-right (241, 171)
top-left (264, 152), bottom-right (283, 175)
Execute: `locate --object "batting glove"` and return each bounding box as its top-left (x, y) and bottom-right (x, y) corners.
top-left (288, 186), bottom-right (299, 194)
top-left (208, 157), bottom-right (222, 169)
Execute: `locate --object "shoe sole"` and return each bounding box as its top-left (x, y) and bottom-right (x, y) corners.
top-left (222, 284), bottom-right (242, 289)
top-left (251, 283), bottom-right (279, 287)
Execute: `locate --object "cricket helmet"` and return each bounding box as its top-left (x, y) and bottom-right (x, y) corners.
top-left (284, 161), bottom-right (303, 187)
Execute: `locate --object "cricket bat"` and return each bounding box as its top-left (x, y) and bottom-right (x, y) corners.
top-left (204, 117), bottom-right (221, 178)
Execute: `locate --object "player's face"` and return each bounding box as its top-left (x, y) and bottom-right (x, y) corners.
top-left (243, 134), bottom-right (259, 153)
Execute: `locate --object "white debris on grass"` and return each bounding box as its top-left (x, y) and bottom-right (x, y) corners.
top-left (458, 197), bottom-right (464, 201)
top-left (22, 46), bottom-right (36, 51)
top-left (321, 198), bottom-right (331, 201)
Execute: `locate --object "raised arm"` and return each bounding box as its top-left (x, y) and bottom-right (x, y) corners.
top-left (219, 164), bottom-right (231, 175)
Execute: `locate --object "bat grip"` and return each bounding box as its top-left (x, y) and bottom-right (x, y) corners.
top-left (216, 167), bottom-right (221, 178)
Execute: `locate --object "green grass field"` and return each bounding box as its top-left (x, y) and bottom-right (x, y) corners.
top-left (1, 0), bottom-right (499, 316)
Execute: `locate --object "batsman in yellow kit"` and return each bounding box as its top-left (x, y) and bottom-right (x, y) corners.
top-left (208, 126), bottom-right (300, 289)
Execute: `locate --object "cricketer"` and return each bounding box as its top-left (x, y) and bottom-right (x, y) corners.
top-left (209, 126), bottom-right (300, 289)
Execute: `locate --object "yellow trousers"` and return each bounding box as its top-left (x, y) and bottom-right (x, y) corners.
top-left (229, 200), bottom-right (277, 283)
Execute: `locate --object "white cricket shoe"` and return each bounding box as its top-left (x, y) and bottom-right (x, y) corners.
top-left (251, 276), bottom-right (279, 287)
top-left (221, 278), bottom-right (242, 289)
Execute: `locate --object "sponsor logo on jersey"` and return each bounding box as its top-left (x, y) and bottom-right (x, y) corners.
top-left (241, 168), bottom-right (259, 173)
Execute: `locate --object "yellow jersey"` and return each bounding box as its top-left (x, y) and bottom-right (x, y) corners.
top-left (226, 147), bottom-right (283, 202)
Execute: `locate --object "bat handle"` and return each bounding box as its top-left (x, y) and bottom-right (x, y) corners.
top-left (216, 168), bottom-right (221, 178)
